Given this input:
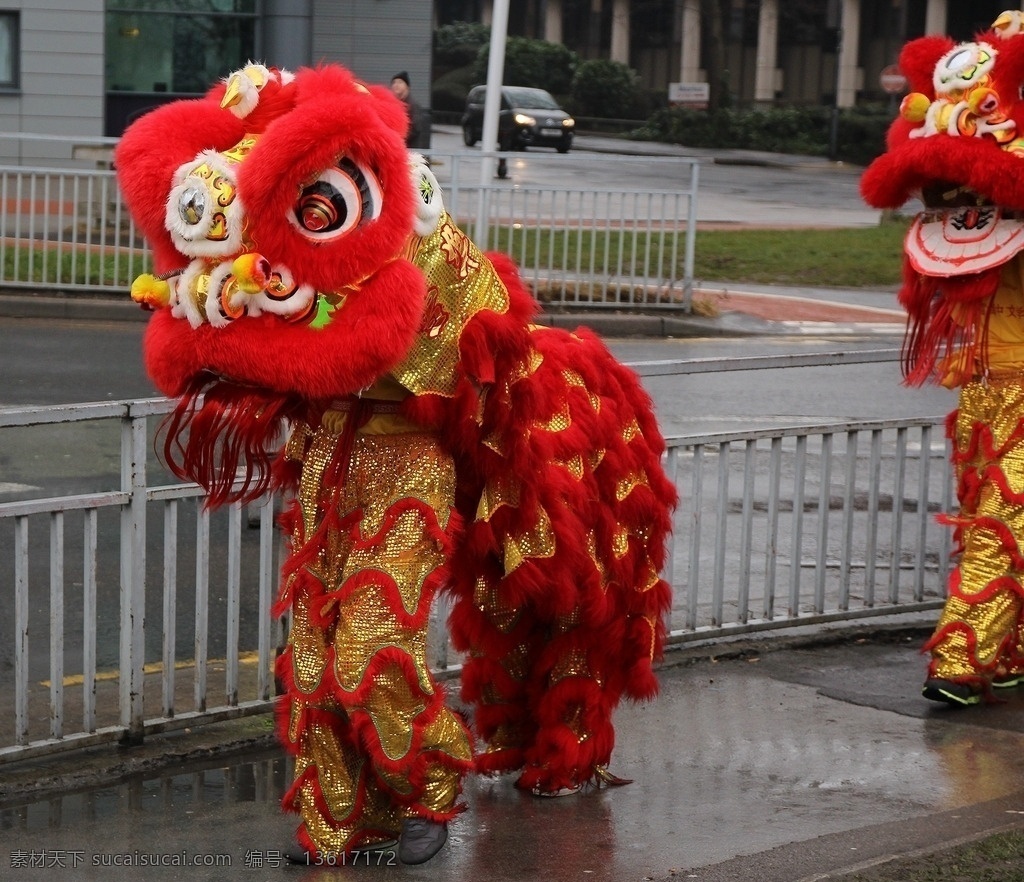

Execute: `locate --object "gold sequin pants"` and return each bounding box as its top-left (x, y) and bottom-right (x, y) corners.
top-left (926, 379), bottom-right (1024, 685)
top-left (278, 413), bottom-right (473, 854)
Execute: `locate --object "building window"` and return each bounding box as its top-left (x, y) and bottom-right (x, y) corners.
top-left (0, 11), bottom-right (19, 90)
top-left (104, 1), bottom-right (258, 135)
top-left (105, 1), bottom-right (258, 95)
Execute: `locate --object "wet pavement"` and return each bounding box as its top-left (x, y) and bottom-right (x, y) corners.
top-left (2, 627), bottom-right (1023, 881)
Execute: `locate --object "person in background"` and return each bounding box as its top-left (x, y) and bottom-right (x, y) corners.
top-left (390, 71), bottom-right (423, 149)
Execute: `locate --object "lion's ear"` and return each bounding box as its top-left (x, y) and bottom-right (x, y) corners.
top-left (898, 35), bottom-right (955, 96)
top-left (409, 155), bottom-right (445, 238)
top-left (363, 82), bottom-right (411, 142)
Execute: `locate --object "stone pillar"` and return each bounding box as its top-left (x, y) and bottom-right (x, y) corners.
top-left (544, 0), bottom-right (563, 44)
top-left (836, 0), bottom-right (861, 109)
top-left (923, 0), bottom-right (947, 34)
top-left (679, 0), bottom-right (702, 84)
top-left (754, 0), bottom-right (779, 103)
top-left (263, 0), bottom-right (313, 70)
top-left (611, 0), bottom-right (630, 64)
top-left (588, 0), bottom-right (603, 54)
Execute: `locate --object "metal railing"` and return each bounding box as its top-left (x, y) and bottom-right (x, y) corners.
top-left (0, 135), bottom-right (699, 309)
top-left (435, 149), bottom-right (699, 309)
top-left (0, 350), bottom-right (950, 764)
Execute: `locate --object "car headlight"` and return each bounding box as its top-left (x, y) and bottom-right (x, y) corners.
top-left (563, 118), bottom-right (575, 128)
top-left (513, 113), bottom-right (536, 126)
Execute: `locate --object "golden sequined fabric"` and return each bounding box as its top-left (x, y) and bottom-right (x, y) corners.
top-left (283, 409), bottom-right (472, 852)
top-left (928, 378), bottom-right (1024, 680)
top-left (502, 507), bottom-right (557, 574)
top-left (390, 213), bottom-right (510, 396)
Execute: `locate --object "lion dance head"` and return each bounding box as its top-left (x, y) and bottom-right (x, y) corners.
top-left (116, 63), bottom-right (445, 502)
top-left (862, 11), bottom-right (1024, 385)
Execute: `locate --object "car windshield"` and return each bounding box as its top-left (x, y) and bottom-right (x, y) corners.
top-left (504, 88), bottom-right (560, 110)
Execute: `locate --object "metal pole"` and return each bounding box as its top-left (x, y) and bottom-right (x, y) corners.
top-left (475, 0), bottom-right (510, 244)
top-left (828, 0), bottom-right (844, 160)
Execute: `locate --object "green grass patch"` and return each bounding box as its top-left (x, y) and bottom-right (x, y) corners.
top-left (484, 220), bottom-right (908, 291)
top-left (0, 221), bottom-right (908, 294)
top-left (0, 241), bottom-right (148, 289)
top-left (693, 219), bottom-right (908, 288)
top-left (842, 829), bottom-right (1024, 882)
top-left (488, 226), bottom-right (683, 277)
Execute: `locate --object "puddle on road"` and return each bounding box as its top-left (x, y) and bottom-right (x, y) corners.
top-left (0, 747), bottom-right (289, 834)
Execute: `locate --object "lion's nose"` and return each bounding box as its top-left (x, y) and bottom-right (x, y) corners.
top-left (231, 253), bottom-right (272, 293)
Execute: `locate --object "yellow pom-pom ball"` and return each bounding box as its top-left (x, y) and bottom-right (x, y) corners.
top-left (130, 273), bottom-right (170, 309)
top-left (230, 253), bottom-right (271, 294)
top-left (900, 92), bottom-right (931, 123)
top-left (967, 86), bottom-right (999, 117)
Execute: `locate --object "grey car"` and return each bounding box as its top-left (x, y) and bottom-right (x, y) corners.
top-left (461, 85), bottom-right (575, 153)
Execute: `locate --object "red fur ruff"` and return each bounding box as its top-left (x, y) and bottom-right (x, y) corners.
top-left (898, 264), bottom-right (999, 386)
top-left (426, 256), bottom-right (677, 790)
top-left (158, 374), bottom-right (302, 507)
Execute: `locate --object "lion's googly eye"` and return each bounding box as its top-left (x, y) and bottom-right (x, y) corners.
top-left (289, 158), bottom-right (382, 241)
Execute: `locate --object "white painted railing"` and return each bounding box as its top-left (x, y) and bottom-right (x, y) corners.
top-left (0, 135), bottom-right (698, 309)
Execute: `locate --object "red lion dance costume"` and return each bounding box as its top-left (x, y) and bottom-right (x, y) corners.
top-left (862, 11), bottom-right (1024, 707)
top-left (114, 64), bottom-right (675, 862)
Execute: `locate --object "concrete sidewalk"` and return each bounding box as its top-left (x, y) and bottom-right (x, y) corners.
top-left (1, 625), bottom-right (1022, 881)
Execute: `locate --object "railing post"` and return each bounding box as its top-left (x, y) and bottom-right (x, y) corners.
top-left (683, 160), bottom-right (699, 312)
top-left (14, 516), bottom-right (29, 745)
top-left (257, 495), bottom-right (276, 702)
top-left (118, 404), bottom-right (148, 745)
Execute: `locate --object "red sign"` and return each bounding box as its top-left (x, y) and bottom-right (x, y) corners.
top-left (880, 64), bottom-right (907, 94)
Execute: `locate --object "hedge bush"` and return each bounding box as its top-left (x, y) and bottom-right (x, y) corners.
top-left (571, 59), bottom-right (644, 120)
top-left (431, 66), bottom-right (480, 114)
top-left (434, 21), bottom-right (489, 76)
top-left (474, 36), bottom-right (577, 95)
top-left (632, 104), bottom-right (893, 165)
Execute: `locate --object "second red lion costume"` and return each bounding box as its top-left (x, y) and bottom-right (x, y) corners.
top-left (862, 11), bottom-right (1024, 706)
top-left (114, 64), bottom-right (676, 861)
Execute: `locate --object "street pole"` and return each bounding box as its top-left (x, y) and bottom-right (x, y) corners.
top-left (828, 1), bottom-right (843, 161)
top-left (475, 0), bottom-right (510, 246)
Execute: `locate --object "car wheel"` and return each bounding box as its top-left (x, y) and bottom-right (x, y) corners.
top-left (557, 142), bottom-right (571, 154)
top-left (463, 124), bottom-right (478, 147)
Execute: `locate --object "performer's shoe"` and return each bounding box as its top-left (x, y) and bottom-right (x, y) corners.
top-left (398, 818), bottom-right (448, 865)
top-left (527, 766), bottom-right (632, 797)
top-left (922, 677), bottom-right (982, 707)
top-left (992, 672), bottom-right (1024, 689)
top-left (531, 782), bottom-right (582, 797)
top-left (284, 837), bottom-right (397, 865)
top-left (284, 845), bottom-right (316, 865)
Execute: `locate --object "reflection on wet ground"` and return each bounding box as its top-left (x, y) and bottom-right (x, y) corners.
top-left (0, 748), bottom-right (288, 835)
top-left (0, 634), bottom-right (1022, 882)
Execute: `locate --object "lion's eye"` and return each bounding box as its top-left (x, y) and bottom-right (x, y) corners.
top-left (290, 158), bottom-right (382, 241)
top-left (178, 186), bottom-right (207, 226)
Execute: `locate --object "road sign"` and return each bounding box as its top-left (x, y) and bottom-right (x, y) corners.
top-left (880, 64), bottom-right (907, 94)
top-left (669, 82), bottom-right (710, 109)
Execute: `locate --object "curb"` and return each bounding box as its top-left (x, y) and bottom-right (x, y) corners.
top-left (0, 293), bottom-right (148, 323)
top-left (0, 292), bottom-right (773, 338)
top-left (0, 717), bottom-right (277, 806)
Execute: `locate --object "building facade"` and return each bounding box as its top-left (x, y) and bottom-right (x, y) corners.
top-left (3, 0), bottom-right (1023, 164)
top-left (440, 0), bottom-right (1024, 108)
top-left (0, 0), bottom-right (432, 162)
